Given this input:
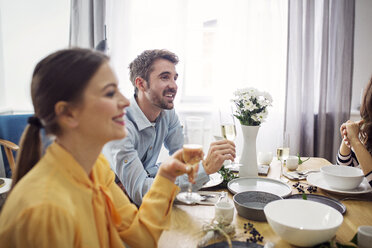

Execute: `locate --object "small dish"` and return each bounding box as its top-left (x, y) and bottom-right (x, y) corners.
top-left (202, 173), bottom-right (223, 188)
top-left (0, 178), bottom-right (12, 194)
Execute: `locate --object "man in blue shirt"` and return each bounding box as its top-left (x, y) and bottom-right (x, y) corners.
top-left (103, 49), bottom-right (236, 206)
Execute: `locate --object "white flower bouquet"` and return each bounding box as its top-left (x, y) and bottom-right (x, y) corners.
top-left (232, 87), bottom-right (273, 126)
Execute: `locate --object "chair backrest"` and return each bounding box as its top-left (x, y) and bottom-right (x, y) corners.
top-left (0, 114), bottom-right (32, 178)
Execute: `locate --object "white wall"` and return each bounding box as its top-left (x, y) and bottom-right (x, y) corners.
top-left (0, 0), bottom-right (70, 112)
top-left (0, 7), bottom-right (5, 108)
top-left (352, 0), bottom-right (372, 111)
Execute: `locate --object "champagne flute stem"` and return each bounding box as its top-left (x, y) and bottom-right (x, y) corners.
top-left (187, 182), bottom-right (192, 199)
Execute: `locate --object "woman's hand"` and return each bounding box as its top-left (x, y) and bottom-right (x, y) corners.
top-left (340, 121), bottom-right (350, 147)
top-left (157, 149), bottom-right (198, 183)
top-left (340, 120), bottom-right (364, 148)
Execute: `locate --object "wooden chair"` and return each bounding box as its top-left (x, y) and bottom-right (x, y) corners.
top-left (0, 139), bottom-right (19, 174)
top-left (0, 114), bottom-right (32, 177)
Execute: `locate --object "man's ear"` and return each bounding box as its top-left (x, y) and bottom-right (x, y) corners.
top-left (135, 77), bottom-right (147, 92)
top-left (54, 101), bottom-right (79, 128)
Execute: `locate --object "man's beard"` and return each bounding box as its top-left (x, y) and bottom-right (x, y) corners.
top-left (150, 89), bottom-right (177, 110)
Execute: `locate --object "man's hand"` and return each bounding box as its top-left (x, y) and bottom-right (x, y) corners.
top-left (203, 140), bottom-right (236, 175)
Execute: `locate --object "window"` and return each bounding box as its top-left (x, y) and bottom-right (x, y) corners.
top-left (108, 0), bottom-right (288, 153)
top-left (0, 0), bottom-right (70, 112)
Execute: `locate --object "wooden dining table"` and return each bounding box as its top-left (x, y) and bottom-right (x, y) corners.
top-left (158, 157), bottom-right (372, 247)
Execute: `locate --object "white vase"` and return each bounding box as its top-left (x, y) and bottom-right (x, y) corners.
top-left (239, 125), bottom-right (259, 177)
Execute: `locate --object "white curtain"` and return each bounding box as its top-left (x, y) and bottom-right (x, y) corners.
top-left (69, 0), bottom-right (106, 49)
top-left (285, 0), bottom-right (355, 163)
top-left (107, 0), bottom-right (288, 155)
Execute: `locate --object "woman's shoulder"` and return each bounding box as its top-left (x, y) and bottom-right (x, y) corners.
top-left (5, 160), bottom-right (78, 213)
top-left (0, 195), bottom-right (76, 246)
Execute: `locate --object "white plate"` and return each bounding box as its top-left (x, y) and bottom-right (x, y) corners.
top-left (307, 172), bottom-right (372, 195)
top-left (202, 173), bottom-right (223, 188)
top-left (227, 177), bottom-right (292, 197)
top-left (0, 178), bottom-right (12, 194)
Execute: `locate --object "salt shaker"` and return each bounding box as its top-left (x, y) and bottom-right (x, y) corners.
top-left (214, 192), bottom-right (234, 225)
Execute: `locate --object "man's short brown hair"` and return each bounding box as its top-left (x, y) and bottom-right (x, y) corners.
top-left (129, 49), bottom-right (179, 96)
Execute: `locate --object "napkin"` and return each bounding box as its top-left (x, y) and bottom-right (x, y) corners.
top-left (283, 171), bottom-right (306, 180)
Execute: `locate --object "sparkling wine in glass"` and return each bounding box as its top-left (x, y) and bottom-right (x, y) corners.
top-left (277, 132), bottom-right (290, 180)
top-left (176, 144), bottom-right (204, 204)
top-left (177, 116), bottom-right (204, 204)
top-left (219, 106), bottom-right (237, 165)
top-left (277, 147), bottom-right (289, 162)
top-left (183, 144), bottom-right (204, 166)
top-left (221, 124), bottom-right (236, 141)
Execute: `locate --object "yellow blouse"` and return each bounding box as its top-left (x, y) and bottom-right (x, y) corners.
top-left (0, 142), bottom-right (179, 248)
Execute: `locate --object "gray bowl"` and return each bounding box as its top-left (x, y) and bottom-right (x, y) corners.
top-left (233, 191), bottom-right (282, 222)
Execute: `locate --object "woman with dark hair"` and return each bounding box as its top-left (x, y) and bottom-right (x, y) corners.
top-left (337, 76), bottom-right (372, 187)
top-left (0, 48), bottom-right (193, 247)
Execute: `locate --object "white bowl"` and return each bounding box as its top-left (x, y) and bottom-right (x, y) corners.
top-left (257, 151), bottom-right (273, 165)
top-left (264, 199), bottom-right (343, 247)
top-left (321, 165), bottom-right (364, 190)
top-left (286, 155), bottom-right (299, 171)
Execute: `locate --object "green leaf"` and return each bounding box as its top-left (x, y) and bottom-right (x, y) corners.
top-left (297, 152), bottom-right (310, 165)
top-left (302, 193), bottom-right (307, 200)
top-left (218, 166), bottom-right (237, 187)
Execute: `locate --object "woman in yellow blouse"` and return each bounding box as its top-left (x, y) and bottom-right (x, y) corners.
top-left (0, 48), bottom-right (194, 247)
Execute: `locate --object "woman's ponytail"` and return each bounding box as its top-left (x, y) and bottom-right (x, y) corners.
top-left (12, 118), bottom-right (42, 187)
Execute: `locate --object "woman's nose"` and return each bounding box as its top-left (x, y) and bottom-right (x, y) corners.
top-left (118, 92), bottom-right (130, 109)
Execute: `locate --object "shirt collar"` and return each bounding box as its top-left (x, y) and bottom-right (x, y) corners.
top-left (44, 142), bottom-right (94, 187)
top-left (129, 97), bottom-right (164, 131)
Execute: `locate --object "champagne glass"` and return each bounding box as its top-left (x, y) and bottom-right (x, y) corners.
top-left (219, 106), bottom-right (237, 165)
top-left (220, 107), bottom-right (237, 141)
top-left (276, 132), bottom-right (290, 180)
top-left (177, 116), bottom-right (204, 204)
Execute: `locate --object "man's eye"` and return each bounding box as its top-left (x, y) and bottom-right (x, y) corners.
top-left (161, 76), bottom-right (169, 80)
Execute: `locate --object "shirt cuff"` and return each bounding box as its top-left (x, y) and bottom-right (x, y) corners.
top-left (338, 151), bottom-right (351, 160)
top-left (151, 175), bottom-right (180, 199)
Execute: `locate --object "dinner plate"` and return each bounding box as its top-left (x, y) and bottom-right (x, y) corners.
top-left (202, 173), bottom-right (223, 188)
top-left (204, 241), bottom-right (263, 248)
top-left (0, 178), bottom-right (12, 194)
top-left (227, 177), bottom-right (292, 197)
top-left (284, 194), bottom-right (346, 214)
top-left (307, 172), bottom-right (372, 195)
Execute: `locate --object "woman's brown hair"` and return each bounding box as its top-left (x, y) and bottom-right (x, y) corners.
top-left (12, 48), bottom-right (108, 186)
top-left (360, 76), bottom-right (372, 153)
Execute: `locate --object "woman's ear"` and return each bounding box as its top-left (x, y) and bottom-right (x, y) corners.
top-left (54, 101), bottom-right (79, 128)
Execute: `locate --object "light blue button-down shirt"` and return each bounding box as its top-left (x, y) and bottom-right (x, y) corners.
top-left (103, 97), bottom-right (209, 206)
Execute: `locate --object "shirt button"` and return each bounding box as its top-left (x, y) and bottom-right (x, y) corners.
top-left (149, 146), bottom-right (153, 150)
